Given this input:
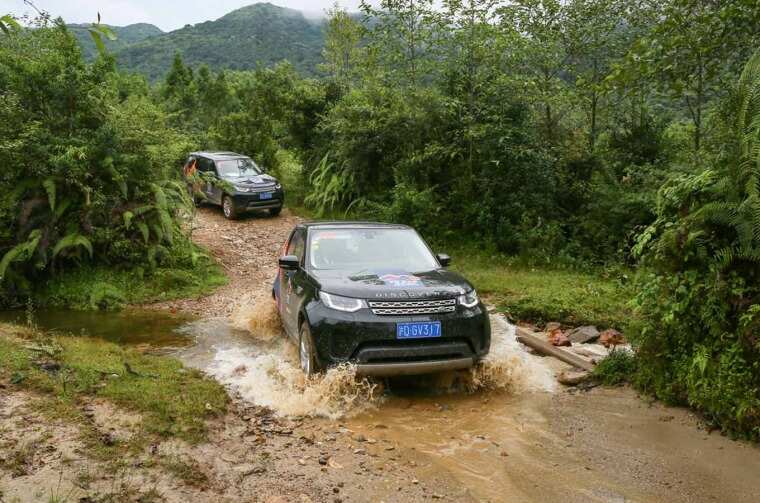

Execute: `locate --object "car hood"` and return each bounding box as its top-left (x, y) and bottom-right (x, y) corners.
top-left (221, 174), bottom-right (278, 186)
top-left (311, 268), bottom-right (473, 300)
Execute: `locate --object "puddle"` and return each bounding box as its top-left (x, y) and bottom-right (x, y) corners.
top-left (0, 308), bottom-right (192, 348)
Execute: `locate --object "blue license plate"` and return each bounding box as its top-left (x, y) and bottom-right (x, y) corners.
top-left (260, 192), bottom-right (273, 200)
top-left (397, 321), bottom-right (442, 339)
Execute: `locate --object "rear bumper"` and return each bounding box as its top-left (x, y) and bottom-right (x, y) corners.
top-left (356, 357), bottom-right (475, 377)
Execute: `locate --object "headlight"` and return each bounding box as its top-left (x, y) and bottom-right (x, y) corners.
top-left (275, 183), bottom-right (282, 190)
top-left (319, 291), bottom-right (367, 312)
top-left (234, 184), bottom-right (252, 192)
top-left (458, 289), bottom-right (479, 308)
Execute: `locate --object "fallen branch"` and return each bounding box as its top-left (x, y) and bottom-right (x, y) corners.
top-left (515, 327), bottom-right (595, 371)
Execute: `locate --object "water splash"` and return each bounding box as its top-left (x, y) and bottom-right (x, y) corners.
top-left (178, 300), bottom-right (553, 418)
top-left (205, 340), bottom-right (381, 419)
top-left (467, 314), bottom-right (556, 393)
top-left (229, 294), bottom-right (282, 342)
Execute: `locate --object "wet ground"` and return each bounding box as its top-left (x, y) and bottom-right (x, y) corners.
top-left (3, 207), bottom-right (760, 502)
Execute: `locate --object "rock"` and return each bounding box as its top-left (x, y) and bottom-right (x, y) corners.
top-left (548, 328), bottom-right (571, 347)
top-left (353, 448), bottom-right (366, 455)
top-left (557, 370), bottom-right (590, 386)
top-left (567, 326), bottom-right (600, 344)
top-left (319, 456), bottom-right (329, 465)
top-left (545, 322), bottom-right (562, 332)
top-left (354, 434), bottom-right (367, 442)
top-left (235, 464), bottom-right (265, 476)
top-left (599, 329), bottom-right (626, 348)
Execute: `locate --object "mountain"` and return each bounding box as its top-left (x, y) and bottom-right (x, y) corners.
top-left (106, 3), bottom-right (326, 81)
top-left (68, 23), bottom-right (164, 60)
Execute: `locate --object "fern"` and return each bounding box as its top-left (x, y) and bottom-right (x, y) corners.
top-left (0, 230), bottom-right (42, 282)
top-left (52, 233), bottom-right (93, 259)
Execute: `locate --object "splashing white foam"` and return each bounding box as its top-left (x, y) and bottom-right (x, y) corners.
top-left (205, 338), bottom-right (380, 419)
top-left (468, 314), bottom-right (557, 393)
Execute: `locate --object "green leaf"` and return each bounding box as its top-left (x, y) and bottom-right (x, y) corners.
top-left (0, 230), bottom-right (42, 281)
top-left (0, 15), bottom-right (20, 35)
top-left (123, 211), bottom-right (134, 229)
top-left (52, 233), bottom-right (93, 259)
top-left (42, 179), bottom-right (56, 211)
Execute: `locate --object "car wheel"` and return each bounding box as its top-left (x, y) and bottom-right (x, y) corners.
top-left (299, 322), bottom-right (320, 377)
top-left (222, 196), bottom-right (237, 219)
top-left (269, 206), bottom-right (282, 217)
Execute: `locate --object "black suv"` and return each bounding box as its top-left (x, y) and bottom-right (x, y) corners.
top-left (273, 222), bottom-right (490, 377)
top-left (183, 151), bottom-right (284, 219)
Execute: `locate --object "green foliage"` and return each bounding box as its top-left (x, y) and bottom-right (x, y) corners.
top-left (630, 50), bottom-right (760, 439)
top-left (450, 246), bottom-right (633, 328)
top-left (0, 18), bottom-right (202, 306)
top-left (593, 349), bottom-right (637, 386)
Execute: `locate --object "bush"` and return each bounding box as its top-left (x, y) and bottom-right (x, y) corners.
top-left (593, 350), bottom-right (637, 386)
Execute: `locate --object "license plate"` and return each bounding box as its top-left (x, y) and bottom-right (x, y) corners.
top-left (397, 321), bottom-right (442, 339)
top-left (260, 192), bottom-right (273, 200)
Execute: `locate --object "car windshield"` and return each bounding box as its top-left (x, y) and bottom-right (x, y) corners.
top-left (216, 158), bottom-right (262, 177)
top-left (309, 228), bottom-right (439, 272)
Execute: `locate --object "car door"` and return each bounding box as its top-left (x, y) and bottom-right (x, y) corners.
top-left (198, 157), bottom-right (222, 204)
top-left (279, 229), bottom-right (306, 339)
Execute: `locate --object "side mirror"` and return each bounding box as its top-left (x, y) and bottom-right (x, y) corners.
top-left (436, 253), bottom-right (451, 267)
top-left (279, 255), bottom-right (300, 270)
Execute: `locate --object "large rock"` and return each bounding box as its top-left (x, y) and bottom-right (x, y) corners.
top-left (599, 329), bottom-right (626, 348)
top-left (557, 370), bottom-right (590, 386)
top-left (567, 325), bottom-right (600, 344)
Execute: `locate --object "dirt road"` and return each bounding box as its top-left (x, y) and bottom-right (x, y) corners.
top-left (3, 206), bottom-right (760, 502)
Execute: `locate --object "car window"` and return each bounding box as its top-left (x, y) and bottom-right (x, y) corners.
top-left (287, 230), bottom-right (305, 262)
top-left (197, 157), bottom-right (213, 173)
top-left (308, 228), bottom-right (439, 272)
top-left (216, 158), bottom-right (262, 177)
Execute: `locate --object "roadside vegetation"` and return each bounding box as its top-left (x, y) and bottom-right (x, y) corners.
top-left (2, 1), bottom-right (760, 439)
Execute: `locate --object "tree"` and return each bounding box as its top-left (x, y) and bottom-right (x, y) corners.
top-left (320, 3), bottom-right (364, 89)
top-left (614, 0), bottom-right (760, 154)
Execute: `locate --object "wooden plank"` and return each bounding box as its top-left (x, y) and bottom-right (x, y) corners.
top-left (515, 327), bottom-right (596, 371)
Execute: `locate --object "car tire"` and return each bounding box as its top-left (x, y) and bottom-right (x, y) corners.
top-left (222, 196), bottom-right (237, 220)
top-left (298, 322), bottom-right (321, 377)
top-left (269, 206), bottom-right (282, 217)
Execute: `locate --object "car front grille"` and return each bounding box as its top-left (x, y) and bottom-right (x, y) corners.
top-left (368, 298), bottom-right (457, 316)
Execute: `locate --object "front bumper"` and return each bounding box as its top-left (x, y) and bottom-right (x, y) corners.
top-left (305, 301), bottom-right (490, 376)
top-left (230, 190), bottom-right (284, 211)
top-left (356, 357), bottom-right (475, 377)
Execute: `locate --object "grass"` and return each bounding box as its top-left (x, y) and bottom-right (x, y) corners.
top-left (0, 323), bottom-right (228, 447)
top-left (449, 247), bottom-right (634, 328)
top-left (33, 260), bottom-right (227, 311)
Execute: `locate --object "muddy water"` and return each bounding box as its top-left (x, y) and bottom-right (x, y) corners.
top-left (0, 308), bottom-right (192, 347)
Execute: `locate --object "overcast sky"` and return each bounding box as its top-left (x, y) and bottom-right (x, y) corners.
top-left (2, 0), bottom-right (373, 31)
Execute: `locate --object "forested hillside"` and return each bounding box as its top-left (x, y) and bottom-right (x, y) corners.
top-left (80, 3), bottom-right (326, 80)
top-left (2, 1), bottom-right (760, 439)
top-left (68, 22), bottom-right (163, 60)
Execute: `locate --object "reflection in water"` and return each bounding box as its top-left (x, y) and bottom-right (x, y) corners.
top-left (0, 308), bottom-right (192, 348)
